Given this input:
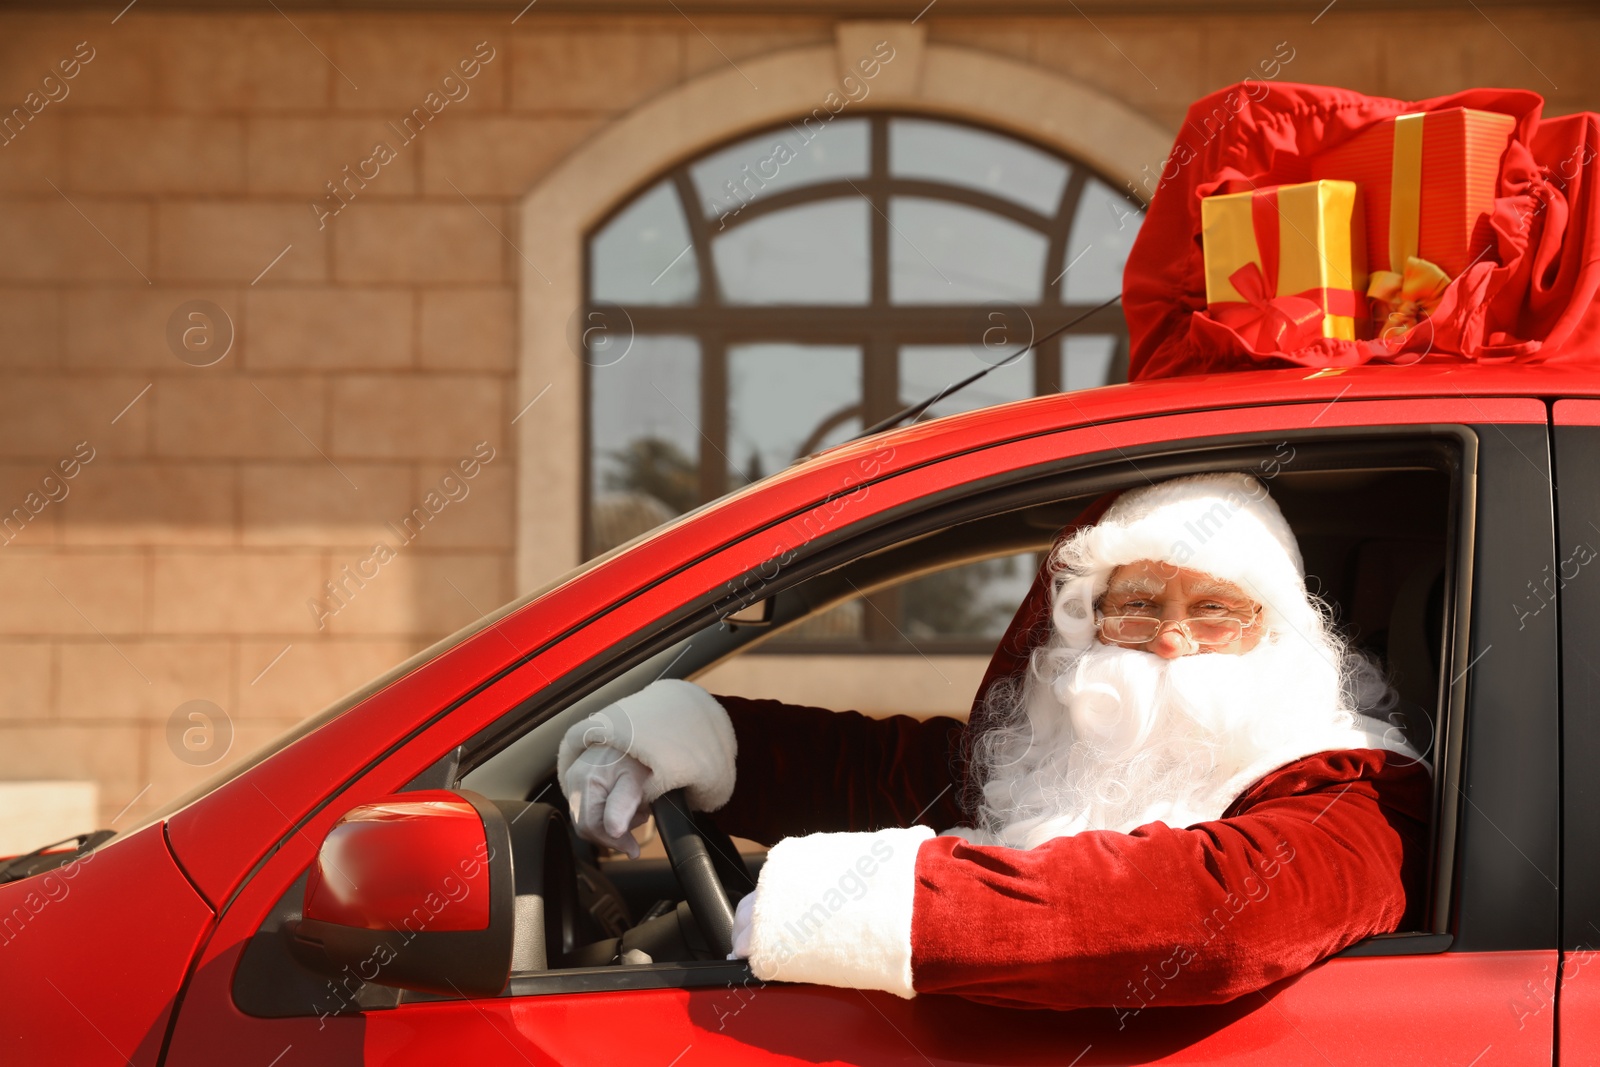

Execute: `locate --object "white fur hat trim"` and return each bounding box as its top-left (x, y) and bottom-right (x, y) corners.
top-left (1052, 472), bottom-right (1315, 648)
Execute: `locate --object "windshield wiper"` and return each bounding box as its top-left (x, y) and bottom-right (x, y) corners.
top-left (0, 829), bottom-right (114, 883)
top-left (855, 293), bottom-right (1124, 441)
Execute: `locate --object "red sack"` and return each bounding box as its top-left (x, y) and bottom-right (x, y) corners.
top-left (1124, 82), bottom-right (1600, 378)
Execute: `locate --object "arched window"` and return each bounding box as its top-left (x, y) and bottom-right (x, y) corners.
top-left (585, 113), bottom-right (1144, 652)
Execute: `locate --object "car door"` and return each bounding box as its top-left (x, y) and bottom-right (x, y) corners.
top-left (164, 392), bottom-right (1557, 1066)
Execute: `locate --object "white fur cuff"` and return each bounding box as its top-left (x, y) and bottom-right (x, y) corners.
top-left (556, 679), bottom-right (737, 812)
top-left (745, 825), bottom-right (934, 999)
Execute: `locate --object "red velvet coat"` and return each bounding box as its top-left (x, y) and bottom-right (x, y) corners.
top-left (705, 695), bottom-right (1431, 1011)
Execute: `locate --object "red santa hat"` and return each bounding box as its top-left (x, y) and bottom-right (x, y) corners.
top-left (1048, 472), bottom-right (1317, 648)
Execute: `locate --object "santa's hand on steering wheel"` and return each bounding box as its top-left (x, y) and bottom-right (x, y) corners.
top-left (557, 678), bottom-right (929, 989)
top-left (557, 678), bottom-right (739, 859)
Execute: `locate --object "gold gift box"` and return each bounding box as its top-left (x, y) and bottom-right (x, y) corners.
top-left (1201, 179), bottom-right (1367, 343)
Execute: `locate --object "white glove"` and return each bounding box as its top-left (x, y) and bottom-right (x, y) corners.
top-left (564, 744), bottom-right (652, 859)
top-left (556, 679), bottom-right (738, 855)
top-left (729, 890), bottom-right (757, 959)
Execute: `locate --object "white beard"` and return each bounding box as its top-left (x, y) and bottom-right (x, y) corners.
top-left (968, 634), bottom-right (1394, 849)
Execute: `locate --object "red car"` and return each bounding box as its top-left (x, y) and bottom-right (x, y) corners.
top-left (3, 362), bottom-right (1591, 1065)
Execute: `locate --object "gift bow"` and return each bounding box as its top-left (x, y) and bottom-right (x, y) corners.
top-left (1367, 255), bottom-right (1452, 335)
top-left (1206, 184), bottom-right (1362, 352)
top-left (1211, 261), bottom-right (1328, 351)
top-left (1365, 114), bottom-right (1453, 336)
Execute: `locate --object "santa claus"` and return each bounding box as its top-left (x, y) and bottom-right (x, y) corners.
top-left (558, 472), bottom-right (1432, 1011)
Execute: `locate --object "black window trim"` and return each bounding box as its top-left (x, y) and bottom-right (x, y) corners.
top-left (1551, 418), bottom-right (1599, 954)
top-left (1446, 419), bottom-right (1559, 954)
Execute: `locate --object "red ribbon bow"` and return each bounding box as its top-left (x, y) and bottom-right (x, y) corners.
top-left (1211, 261), bottom-right (1328, 351)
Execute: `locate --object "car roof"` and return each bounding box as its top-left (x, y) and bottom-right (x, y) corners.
top-left (796, 360), bottom-right (1592, 476)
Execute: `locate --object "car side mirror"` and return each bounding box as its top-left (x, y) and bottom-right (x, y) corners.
top-left (286, 789), bottom-right (524, 998)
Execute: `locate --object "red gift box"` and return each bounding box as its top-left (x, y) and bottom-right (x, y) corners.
top-left (1309, 107), bottom-right (1515, 279)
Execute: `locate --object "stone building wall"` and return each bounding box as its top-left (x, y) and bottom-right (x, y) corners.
top-left (0, 3), bottom-right (1592, 842)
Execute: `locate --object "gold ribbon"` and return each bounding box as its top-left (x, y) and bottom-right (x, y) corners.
top-left (1389, 112), bottom-right (1425, 270)
top-left (1368, 255), bottom-right (1452, 334)
top-left (1367, 113), bottom-right (1451, 335)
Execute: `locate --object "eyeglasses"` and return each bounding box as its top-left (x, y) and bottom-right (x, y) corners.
top-left (1095, 612), bottom-right (1258, 647)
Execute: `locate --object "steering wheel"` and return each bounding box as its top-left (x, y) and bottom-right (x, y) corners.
top-left (649, 788), bottom-right (754, 958)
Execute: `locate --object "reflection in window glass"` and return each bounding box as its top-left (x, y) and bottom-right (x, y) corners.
top-left (900, 345), bottom-right (1032, 420)
top-left (900, 553), bottom-right (1037, 641)
top-left (589, 336), bottom-right (700, 554)
top-left (1063, 335), bottom-right (1119, 391)
top-left (584, 117), bottom-right (1143, 648)
top-left (714, 200), bottom-right (870, 305)
top-left (690, 119), bottom-right (870, 222)
top-left (890, 198), bottom-right (1047, 305)
top-left (589, 180), bottom-right (698, 305)
top-left (775, 598), bottom-right (864, 643)
top-left (727, 344), bottom-right (861, 485)
top-left (890, 118), bottom-right (1069, 216)
top-left (1062, 182), bottom-right (1144, 304)
top-left (773, 552), bottom-right (1039, 647)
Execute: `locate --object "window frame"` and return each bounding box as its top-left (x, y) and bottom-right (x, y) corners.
top-left (227, 415), bottom-right (1496, 1019)
top-left (465, 426), bottom-right (1479, 995)
top-left (579, 111), bottom-right (1144, 627)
